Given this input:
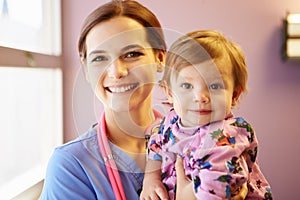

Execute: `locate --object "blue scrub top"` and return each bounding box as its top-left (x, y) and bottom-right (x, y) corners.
top-left (39, 125), bottom-right (144, 200)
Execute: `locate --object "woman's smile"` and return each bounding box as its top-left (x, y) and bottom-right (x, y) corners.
top-left (105, 83), bottom-right (139, 93)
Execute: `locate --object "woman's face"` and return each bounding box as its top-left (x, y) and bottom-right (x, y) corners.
top-left (85, 16), bottom-right (164, 112)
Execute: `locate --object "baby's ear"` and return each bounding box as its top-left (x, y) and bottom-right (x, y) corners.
top-left (232, 86), bottom-right (242, 106)
top-left (159, 80), bottom-right (173, 104)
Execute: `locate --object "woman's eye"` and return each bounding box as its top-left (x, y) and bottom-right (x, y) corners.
top-left (91, 55), bottom-right (107, 62)
top-left (124, 51), bottom-right (143, 58)
top-left (209, 83), bottom-right (223, 90)
top-left (181, 83), bottom-right (193, 89)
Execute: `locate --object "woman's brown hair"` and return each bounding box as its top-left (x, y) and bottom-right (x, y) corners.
top-left (78, 0), bottom-right (166, 61)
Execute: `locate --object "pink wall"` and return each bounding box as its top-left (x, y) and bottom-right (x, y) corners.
top-left (62, 0), bottom-right (300, 199)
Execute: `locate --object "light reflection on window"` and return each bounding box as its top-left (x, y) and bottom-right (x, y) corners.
top-left (0, 0), bottom-right (42, 29)
top-left (0, 0), bottom-right (61, 55)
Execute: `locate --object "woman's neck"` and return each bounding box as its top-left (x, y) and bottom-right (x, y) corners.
top-left (103, 106), bottom-right (156, 170)
top-left (103, 106), bottom-right (155, 153)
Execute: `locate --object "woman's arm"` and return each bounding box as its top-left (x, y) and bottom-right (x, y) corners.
top-left (175, 156), bottom-right (248, 200)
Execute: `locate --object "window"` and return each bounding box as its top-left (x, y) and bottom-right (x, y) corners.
top-left (0, 0), bottom-right (62, 199)
top-left (0, 0), bottom-right (61, 55)
top-left (0, 67), bottom-right (63, 199)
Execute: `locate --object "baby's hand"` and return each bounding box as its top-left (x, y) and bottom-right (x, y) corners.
top-left (140, 178), bottom-right (168, 200)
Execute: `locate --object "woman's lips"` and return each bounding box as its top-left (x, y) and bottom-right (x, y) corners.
top-left (105, 83), bottom-right (139, 93)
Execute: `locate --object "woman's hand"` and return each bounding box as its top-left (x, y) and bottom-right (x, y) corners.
top-left (232, 183), bottom-right (248, 200)
top-left (175, 156), bottom-right (196, 200)
top-left (175, 156), bottom-right (248, 200)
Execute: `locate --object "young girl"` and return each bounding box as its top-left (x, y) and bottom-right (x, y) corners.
top-left (141, 30), bottom-right (272, 199)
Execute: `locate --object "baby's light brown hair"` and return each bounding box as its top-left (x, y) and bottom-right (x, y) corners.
top-left (162, 30), bottom-right (248, 99)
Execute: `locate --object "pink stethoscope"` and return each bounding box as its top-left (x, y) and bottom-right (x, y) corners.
top-left (97, 110), bottom-right (162, 200)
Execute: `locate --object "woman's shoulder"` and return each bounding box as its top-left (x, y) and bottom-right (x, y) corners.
top-left (53, 125), bottom-right (101, 162)
top-left (45, 125), bottom-right (104, 179)
top-left (41, 126), bottom-right (106, 200)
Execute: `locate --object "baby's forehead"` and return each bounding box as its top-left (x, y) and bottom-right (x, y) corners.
top-left (171, 59), bottom-right (231, 82)
top-left (181, 59), bottom-right (226, 74)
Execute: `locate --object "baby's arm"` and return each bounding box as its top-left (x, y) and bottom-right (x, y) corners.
top-left (140, 159), bottom-right (169, 200)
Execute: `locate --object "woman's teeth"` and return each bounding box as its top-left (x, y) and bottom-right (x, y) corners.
top-left (107, 84), bottom-right (138, 93)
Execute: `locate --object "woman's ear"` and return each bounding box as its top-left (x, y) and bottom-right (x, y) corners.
top-left (156, 50), bottom-right (165, 73)
top-left (81, 57), bottom-right (90, 83)
top-left (232, 86), bottom-right (242, 107)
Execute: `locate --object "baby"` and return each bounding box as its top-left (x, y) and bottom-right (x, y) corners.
top-left (141, 30), bottom-right (272, 200)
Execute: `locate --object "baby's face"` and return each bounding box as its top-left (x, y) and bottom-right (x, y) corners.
top-left (169, 58), bottom-right (237, 127)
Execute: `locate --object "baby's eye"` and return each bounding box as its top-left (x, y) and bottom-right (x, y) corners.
top-left (209, 83), bottom-right (223, 90)
top-left (181, 83), bottom-right (193, 89)
top-left (124, 51), bottom-right (144, 58)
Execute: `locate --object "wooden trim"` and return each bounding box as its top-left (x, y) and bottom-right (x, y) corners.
top-left (0, 46), bottom-right (62, 68)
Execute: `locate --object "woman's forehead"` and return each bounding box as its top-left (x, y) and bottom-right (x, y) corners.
top-left (85, 17), bottom-right (150, 54)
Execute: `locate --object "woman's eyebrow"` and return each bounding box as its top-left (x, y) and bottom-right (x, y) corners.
top-left (121, 44), bottom-right (144, 52)
top-left (88, 49), bottom-right (106, 57)
top-left (88, 44), bottom-right (145, 57)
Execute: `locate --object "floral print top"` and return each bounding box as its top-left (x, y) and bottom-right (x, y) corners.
top-left (147, 108), bottom-right (272, 200)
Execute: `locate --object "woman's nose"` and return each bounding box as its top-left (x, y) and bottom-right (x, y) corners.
top-left (107, 59), bottom-right (128, 79)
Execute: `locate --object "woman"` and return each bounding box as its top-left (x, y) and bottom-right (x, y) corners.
top-left (41, 1), bottom-right (168, 199)
top-left (40, 1), bottom-right (246, 199)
